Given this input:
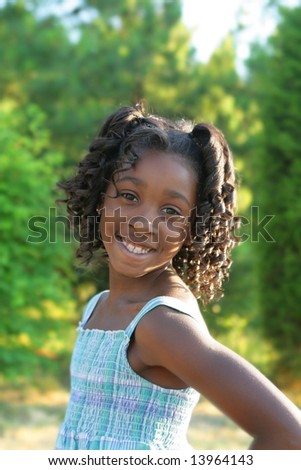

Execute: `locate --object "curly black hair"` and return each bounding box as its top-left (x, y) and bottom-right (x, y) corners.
top-left (57, 104), bottom-right (239, 303)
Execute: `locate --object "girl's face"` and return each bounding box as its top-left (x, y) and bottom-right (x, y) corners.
top-left (99, 150), bottom-right (197, 279)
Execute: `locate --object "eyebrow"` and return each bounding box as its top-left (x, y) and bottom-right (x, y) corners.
top-left (118, 176), bottom-right (144, 186)
top-left (117, 176), bottom-right (191, 207)
top-left (165, 189), bottom-right (191, 207)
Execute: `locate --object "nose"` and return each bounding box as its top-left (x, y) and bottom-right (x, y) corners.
top-left (128, 205), bottom-right (160, 238)
top-left (129, 215), bottom-right (155, 234)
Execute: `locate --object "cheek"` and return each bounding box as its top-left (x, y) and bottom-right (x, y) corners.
top-left (162, 218), bottom-right (190, 245)
top-left (99, 202), bottom-right (132, 243)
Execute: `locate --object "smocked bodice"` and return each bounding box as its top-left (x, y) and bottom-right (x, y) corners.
top-left (56, 292), bottom-right (205, 450)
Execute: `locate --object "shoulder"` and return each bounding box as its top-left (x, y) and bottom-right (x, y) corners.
top-left (134, 295), bottom-right (211, 369)
top-left (140, 287), bottom-right (209, 337)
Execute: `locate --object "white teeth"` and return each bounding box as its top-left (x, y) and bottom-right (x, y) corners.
top-left (121, 240), bottom-right (151, 254)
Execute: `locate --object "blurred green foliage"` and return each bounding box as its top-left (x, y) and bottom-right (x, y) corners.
top-left (0, 0), bottom-right (300, 386)
top-left (0, 103), bottom-right (76, 381)
top-left (246, 5), bottom-right (301, 374)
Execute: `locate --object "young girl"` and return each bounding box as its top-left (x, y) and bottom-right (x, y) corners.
top-left (56, 105), bottom-right (301, 450)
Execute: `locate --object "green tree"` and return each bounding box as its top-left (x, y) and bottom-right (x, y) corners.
top-left (0, 2), bottom-right (73, 152)
top-left (0, 103), bottom-right (75, 381)
top-left (0, 0), bottom-right (268, 383)
top-left (247, 5), bottom-right (301, 374)
top-left (0, 0), bottom-right (200, 157)
top-left (60, 0), bottom-right (198, 146)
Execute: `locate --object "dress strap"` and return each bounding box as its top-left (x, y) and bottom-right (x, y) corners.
top-left (125, 296), bottom-right (208, 338)
top-left (79, 291), bottom-right (108, 327)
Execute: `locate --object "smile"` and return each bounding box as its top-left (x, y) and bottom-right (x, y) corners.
top-left (118, 237), bottom-right (152, 255)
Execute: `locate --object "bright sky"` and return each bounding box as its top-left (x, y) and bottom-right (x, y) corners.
top-left (182, 0), bottom-right (300, 64)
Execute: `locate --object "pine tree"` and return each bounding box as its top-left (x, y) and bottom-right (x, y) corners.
top-left (248, 6), bottom-right (301, 374)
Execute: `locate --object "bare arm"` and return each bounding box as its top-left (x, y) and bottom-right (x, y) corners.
top-left (135, 308), bottom-right (301, 449)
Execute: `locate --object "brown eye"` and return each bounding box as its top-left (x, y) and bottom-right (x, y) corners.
top-left (162, 207), bottom-right (181, 216)
top-left (120, 192), bottom-right (138, 202)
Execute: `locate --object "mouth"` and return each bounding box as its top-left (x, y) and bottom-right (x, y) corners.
top-left (116, 235), bottom-right (154, 255)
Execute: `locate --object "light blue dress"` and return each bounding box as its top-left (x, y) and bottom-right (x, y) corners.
top-left (56, 291), bottom-right (207, 450)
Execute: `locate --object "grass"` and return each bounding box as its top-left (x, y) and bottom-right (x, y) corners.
top-left (0, 387), bottom-right (252, 450)
top-left (0, 389), bottom-right (67, 450)
top-left (188, 400), bottom-right (251, 449)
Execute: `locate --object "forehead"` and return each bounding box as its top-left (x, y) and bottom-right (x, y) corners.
top-left (116, 150), bottom-right (197, 205)
top-left (120, 149), bottom-right (196, 183)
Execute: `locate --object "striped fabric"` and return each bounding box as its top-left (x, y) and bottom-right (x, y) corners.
top-left (56, 292), bottom-right (204, 450)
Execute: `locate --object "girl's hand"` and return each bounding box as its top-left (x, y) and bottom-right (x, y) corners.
top-left (133, 306), bottom-right (301, 449)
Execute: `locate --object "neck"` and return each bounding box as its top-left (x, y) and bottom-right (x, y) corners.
top-left (106, 263), bottom-right (175, 306)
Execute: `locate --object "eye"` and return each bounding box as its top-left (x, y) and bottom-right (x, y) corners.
top-left (120, 192), bottom-right (138, 202)
top-left (162, 207), bottom-right (182, 216)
